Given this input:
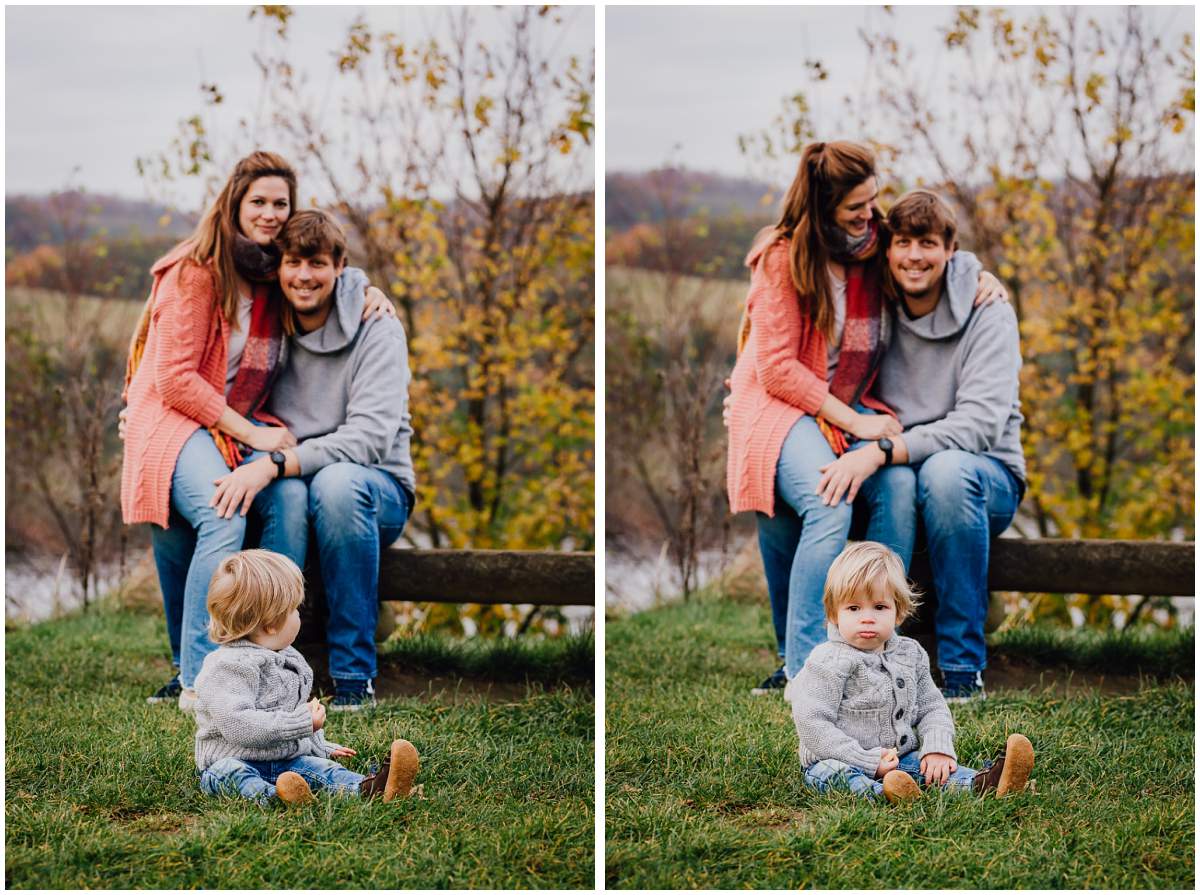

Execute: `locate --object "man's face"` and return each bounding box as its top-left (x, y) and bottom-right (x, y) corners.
top-left (279, 250), bottom-right (345, 319)
top-left (886, 230), bottom-right (952, 299)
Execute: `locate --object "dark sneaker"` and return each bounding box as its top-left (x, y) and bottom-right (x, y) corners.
top-left (883, 769), bottom-right (922, 803)
top-left (750, 665), bottom-right (787, 696)
top-left (146, 672), bottom-right (182, 704)
top-left (972, 733), bottom-right (1035, 796)
top-left (941, 670), bottom-right (986, 703)
top-left (276, 771), bottom-right (314, 805)
top-left (359, 739), bottom-right (420, 802)
top-left (331, 679), bottom-right (377, 712)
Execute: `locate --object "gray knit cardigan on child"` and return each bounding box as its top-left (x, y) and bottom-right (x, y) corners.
top-left (784, 624), bottom-right (957, 774)
top-left (193, 640), bottom-right (345, 771)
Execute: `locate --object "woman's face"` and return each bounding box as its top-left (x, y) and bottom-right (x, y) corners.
top-left (832, 176), bottom-right (878, 238)
top-left (237, 176), bottom-right (291, 245)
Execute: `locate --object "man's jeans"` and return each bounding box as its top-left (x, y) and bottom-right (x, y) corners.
top-left (253, 463), bottom-right (410, 683)
top-left (200, 755), bottom-right (364, 805)
top-left (858, 450), bottom-right (1022, 674)
top-left (803, 750), bottom-right (978, 800)
top-left (149, 429), bottom-right (281, 688)
top-left (755, 413), bottom-right (905, 679)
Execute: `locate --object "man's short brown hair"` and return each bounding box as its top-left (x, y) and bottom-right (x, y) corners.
top-left (276, 209), bottom-right (347, 265)
top-left (885, 189), bottom-right (958, 249)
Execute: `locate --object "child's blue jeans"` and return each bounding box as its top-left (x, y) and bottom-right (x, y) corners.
top-left (200, 755), bottom-right (365, 805)
top-left (803, 750), bottom-right (977, 800)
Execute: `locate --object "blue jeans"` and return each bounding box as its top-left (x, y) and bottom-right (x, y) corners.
top-left (803, 750), bottom-right (978, 800)
top-left (857, 450), bottom-right (1022, 673)
top-left (755, 413), bottom-right (901, 678)
top-left (253, 463), bottom-right (410, 682)
top-left (199, 755), bottom-right (364, 805)
top-left (150, 429), bottom-right (282, 687)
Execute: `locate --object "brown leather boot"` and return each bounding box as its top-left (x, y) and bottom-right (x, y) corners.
top-left (882, 769), bottom-right (922, 803)
top-left (972, 733), bottom-right (1034, 796)
top-left (276, 771), bottom-right (314, 805)
top-left (359, 739), bottom-right (420, 802)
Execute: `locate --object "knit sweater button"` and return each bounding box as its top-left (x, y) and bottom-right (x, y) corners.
top-left (895, 709), bottom-right (903, 720)
top-left (900, 734), bottom-right (908, 745)
top-left (896, 677), bottom-right (905, 688)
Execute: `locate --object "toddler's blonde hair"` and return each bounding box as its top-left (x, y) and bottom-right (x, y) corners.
top-left (207, 549), bottom-right (305, 644)
top-left (823, 541), bottom-right (921, 623)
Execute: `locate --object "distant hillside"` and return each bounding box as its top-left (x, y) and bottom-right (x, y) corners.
top-left (5, 192), bottom-right (195, 253)
top-left (606, 168), bottom-right (776, 231)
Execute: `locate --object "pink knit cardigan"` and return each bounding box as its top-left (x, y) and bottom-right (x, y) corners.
top-left (726, 238), bottom-right (892, 516)
top-left (120, 243), bottom-right (231, 528)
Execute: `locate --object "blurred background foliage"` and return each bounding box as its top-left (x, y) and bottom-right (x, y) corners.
top-left (6, 6), bottom-right (594, 638)
top-left (606, 7), bottom-right (1193, 629)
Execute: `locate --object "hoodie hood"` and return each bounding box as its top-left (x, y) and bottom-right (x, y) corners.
top-left (291, 266), bottom-right (369, 355)
top-left (892, 250), bottom-right (982, 342)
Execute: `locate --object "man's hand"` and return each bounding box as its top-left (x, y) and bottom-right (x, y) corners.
top-left (876, 748), bottom-right (899, 779)
top-left (210, 457), bottom-right (276, 519)
top-left (816, 445), bottom-right (885, 506)
top-left (309, 698), bottom-right (326, 733)
top-left (920, 752), bottom-right (957, 787)
top-left (329, 746), bottom-right (357, 759)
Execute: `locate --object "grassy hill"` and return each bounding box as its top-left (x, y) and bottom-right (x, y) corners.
top-left (5, 606), bottom-right (595, 888)
top-left (605, 595), bottom-right (1194, 889)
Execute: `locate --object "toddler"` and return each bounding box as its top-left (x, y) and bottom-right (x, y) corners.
top-left (785, 541), bottom-right (1034, 803)
top-left (194, 549), bottom-right (419, 806)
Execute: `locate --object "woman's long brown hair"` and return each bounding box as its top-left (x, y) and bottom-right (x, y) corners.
top-left (185, 151), bottom-right (297, 324)
top-left (749, 141), bottom-right (878, 341)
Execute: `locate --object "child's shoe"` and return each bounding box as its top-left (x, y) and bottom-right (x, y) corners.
top-left (331, 678), bottom-right (377, 712)
top-left (359, 739), bottom-right (420, 802)
top-left (276, 771), bottom-right (314, 805)
top-left (882, 770), bottom-right (921, 803)
top-left (972, 733), bottom-right (1034, 796)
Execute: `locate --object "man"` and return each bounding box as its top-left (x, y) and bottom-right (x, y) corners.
top-left (210, 209), bottom-right (415, 710)
top-left (815, 189), bottom-right (1025, 702)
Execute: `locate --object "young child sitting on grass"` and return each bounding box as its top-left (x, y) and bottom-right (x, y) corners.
top-left (194, 549), bottom-right (419, 806)
top-left (785, 541), bottom-right (1034, 803)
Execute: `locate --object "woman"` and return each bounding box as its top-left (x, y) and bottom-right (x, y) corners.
top-left (726, 141), bottom-right (1003, 693)
top-left (121, 151), bottom-right (393, 709)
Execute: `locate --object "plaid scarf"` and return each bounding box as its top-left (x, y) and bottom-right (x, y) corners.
top-left (816, 263), bottom-right (886, 455)
top-left (124, 279), bottom-right (283, 470)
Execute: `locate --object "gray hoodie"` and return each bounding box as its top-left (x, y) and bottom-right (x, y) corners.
top-left (267, 267), bottom-right (415, 496)
top-left (876, 251), bottom-right (1026, 483)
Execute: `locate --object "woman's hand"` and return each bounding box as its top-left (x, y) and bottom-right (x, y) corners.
top-left (974, 270), bottom-right (1009, 307)
top-left (210, 458), bottom-right (276, 519)
top-left (244, 425), bottom-right (297, 453)
top-left (919, 752), bottom-right (957, 787)
top-left (117, 406), bottom-right (129, 441)
top-left (362, 285), bottom-right (397, 321)
top-left (850, 412), bottom-right (902, 441)
top-left (816, 446), bottom-right (885, 506)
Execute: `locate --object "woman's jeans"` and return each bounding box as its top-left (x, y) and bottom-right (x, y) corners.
top-left (200, 755), bottom-right (364, 805)
top-left (150, 429), bottom-right (285, 688)
top-left (251, 463), bottom-right (411, 683)
top-left (858, 450), bottom-right (1022, 674)
top-left (803, 750), bottom-right (977, 800)
top-left (755, 413), bottom-right (901, 679)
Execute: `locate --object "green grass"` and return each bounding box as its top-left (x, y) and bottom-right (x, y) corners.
top-left (6, 608), bottom-right (594, 889)
top-left (989, 623), bottom-right (1193, 677)
top-left (606, 595), bottom-right (1195, 889)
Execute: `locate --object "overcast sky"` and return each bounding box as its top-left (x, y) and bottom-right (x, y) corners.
top-left (5, 4), bottom-right (594, 207)
top-left (606, 4), bottom-right (1194, 180)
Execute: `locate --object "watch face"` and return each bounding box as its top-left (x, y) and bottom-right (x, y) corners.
top-left (879, 438), bottom-right (893, 450)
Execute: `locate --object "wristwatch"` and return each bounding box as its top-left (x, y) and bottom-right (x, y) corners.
top-left (877, 437), bottom-right (894, 466)
top-left (270, 450), bottom-right (288, 479)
